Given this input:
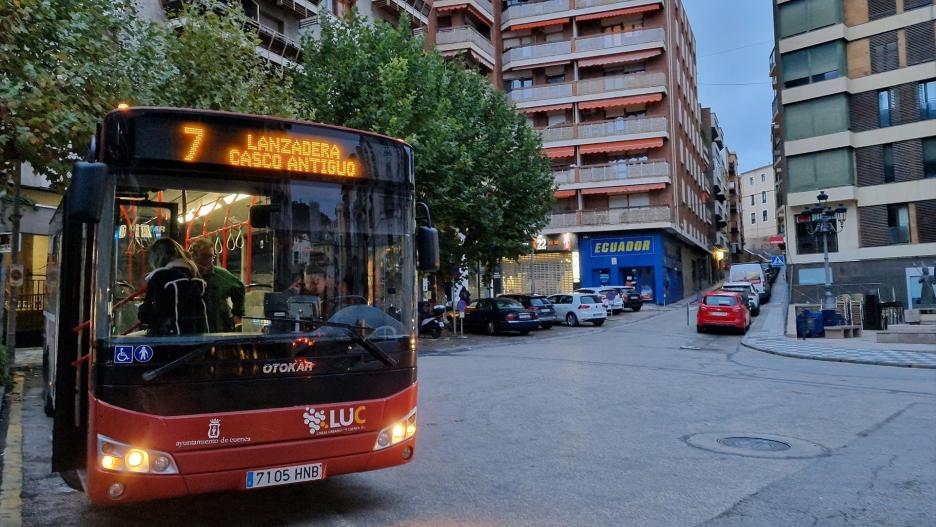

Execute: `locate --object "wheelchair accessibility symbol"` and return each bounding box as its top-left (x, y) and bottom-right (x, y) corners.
top-left (114, 346), bottom-right (133, 364)
top-left (134, 345), bottom-right (154, 363)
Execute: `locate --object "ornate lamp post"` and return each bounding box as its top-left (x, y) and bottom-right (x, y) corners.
top-left (797, 191), bottom-right (847, 312)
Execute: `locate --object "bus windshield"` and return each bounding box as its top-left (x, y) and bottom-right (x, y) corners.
top-left (104, 172), bottom-right (414, 344)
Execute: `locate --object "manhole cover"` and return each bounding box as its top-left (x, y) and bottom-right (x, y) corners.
top-left (717, 436), bottom-right (791, 452)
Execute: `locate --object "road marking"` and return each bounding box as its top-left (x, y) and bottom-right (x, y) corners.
top-left (0, 372), bottom-right (25, 527)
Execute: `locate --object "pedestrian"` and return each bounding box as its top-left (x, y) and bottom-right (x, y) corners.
top-left (189, 238), bottom-right (246, 333)
top-left (138, 238), bottom-right (208, 336)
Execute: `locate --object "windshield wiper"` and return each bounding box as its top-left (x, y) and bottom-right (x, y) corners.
top-left (140, 335), bottom-right (270, 382)
top-left (242, 316), bottom-right (399, 368)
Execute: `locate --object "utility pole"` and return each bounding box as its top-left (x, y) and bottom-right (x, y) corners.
top-left (4, 163), bottom-right (23, 375)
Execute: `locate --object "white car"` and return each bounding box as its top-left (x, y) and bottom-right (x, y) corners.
top-left (574, 287), bottom-right (623, 315)
top-left (721, 282), bottom-right (761, 316)
top-left (547, 293), bottom-right (607, 326)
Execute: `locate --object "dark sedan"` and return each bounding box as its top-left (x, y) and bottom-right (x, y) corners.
top-left (498, 294), bottom-right (558, 329)
top-left (464, 298), bottom-right (539, 335)
top-left (614, 286), bottom-right (643, 312)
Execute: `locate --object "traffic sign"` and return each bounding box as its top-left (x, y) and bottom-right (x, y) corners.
top-left (771, 255), bottom-right (785, 268)
top-left (9, 264), bottom-right (24, 287)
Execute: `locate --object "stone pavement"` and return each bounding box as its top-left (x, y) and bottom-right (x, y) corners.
top-left (742, 273), bottom-right (936, 369)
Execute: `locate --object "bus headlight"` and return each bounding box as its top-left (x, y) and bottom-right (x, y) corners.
top-left (97, 435), bottom-right (179, 475)
top-left (373, 408), bottom-right (416, 451)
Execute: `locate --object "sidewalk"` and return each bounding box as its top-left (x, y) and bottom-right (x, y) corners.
top-left (741, 273), bottom-right (936, 369)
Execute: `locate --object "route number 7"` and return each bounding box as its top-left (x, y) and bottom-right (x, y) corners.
top-left (183, 126), bottom-right (205, 162)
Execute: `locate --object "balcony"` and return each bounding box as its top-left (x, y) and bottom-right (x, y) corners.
top-left (435, 0), bottom-right (495, 23)
top-left (554, 160), bottom-right (669, 188)
top-left (244, 19), bottom-right (303, 64)
top-left (502, 27), bottom-right (664, 70)
top-left (508, 71), bottom-right (666, 107)
top-left (539, 116), bottom-right (667, 146)
top-left (372, 0), bottom-right (431, 25)
top-left (502, 0), bottom-right (567, 25)
top-left (435, 26), bottom-right (496, 69)
top-left (547, 206), bottom-right (672, 230)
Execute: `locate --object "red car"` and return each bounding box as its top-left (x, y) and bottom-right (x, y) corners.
top-left (697, 291), bottom-right (751, 334)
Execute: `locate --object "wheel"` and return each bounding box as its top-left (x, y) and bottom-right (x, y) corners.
top-left (612, 309), bottom-right (622, 315)
top-left (632, 305), bottom-right (642, 312)
top-left (696, 325), bottom-right (704, 334)
top-left (753, 308), bottom-right (760, 317)
top-left (485, 321), bottom-right (497, 336)
top-left (540, 323), bottom-right (553, 330)
top-left (565, 313), bottom-right (579, 327)
top-left (431, 326), bottom-right (442, 339)
top-left (593, 319), bottom-right (605, 327)
top-left (519, 330), bottom-right (531, 336)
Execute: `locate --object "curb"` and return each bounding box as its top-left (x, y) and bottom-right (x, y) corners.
top-left (740, 337), bottom-right (936, 370)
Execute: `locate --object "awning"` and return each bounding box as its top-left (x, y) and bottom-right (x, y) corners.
top-left (579, 137), bottom-right (664, 155)
top-left (576, 3), bottom-right (661, 22)
top-left (581, 183), bottom-right (666, 195)
top-left (437, 3), bottom-right (493, 23)
top-left (578, 49), bottom-right (662, 68)
top-left (769, 236), bottom-right (786, 245)
top-left (510, 17), bottom-right (569, 31)
top-left (554, 190), bottom-right (577, 198)
top-left (521, 103), bottom-right (573, 113)
top-left (578, 93), bottom-right (663, 111)
top-left (545, 146), bottom-right (575, 158)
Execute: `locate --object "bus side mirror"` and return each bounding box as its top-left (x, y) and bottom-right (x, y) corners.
top-left (67, 162), bottom-right (108, 223)
top-left (417, 226), bottom-right (439, 272)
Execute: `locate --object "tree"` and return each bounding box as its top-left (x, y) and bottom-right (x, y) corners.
top-left (0, 0), bottom-right (142, 187)
top-left (293, 14), bottom-right (554, 285)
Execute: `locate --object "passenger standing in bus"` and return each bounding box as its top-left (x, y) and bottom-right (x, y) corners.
top-left (189, 238), bottom-right (246, 332)
top-left (138, 238), bottom-right (209, 336)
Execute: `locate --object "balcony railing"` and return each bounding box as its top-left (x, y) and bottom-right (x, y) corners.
top-left (539, 117), bottom-right (667, 144)
top-left (502, 27), bottom-right (664, 66)
top-left (573, 0), bottom-right (642, 8)
top-left (561, 160), bottom-right (669, 185)
top-left (435, 26), bottom-right (495, 60)
top-left (502, 0), bottom-right (568, 24)
top-left (548, 206), bottom-right (671, 229)
top-left (508, 71), bottom-right (666, 105)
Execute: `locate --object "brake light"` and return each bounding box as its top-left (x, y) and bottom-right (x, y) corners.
top-left (578, 304), bottom-right (590, 310)
top-left (505, 313), bottom-right (517, 321)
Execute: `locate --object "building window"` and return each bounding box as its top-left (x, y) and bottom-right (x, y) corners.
top-left (919, 80), bottom-right (936, 120)
top-left (870, 33), bottom-right (899, 74)
top-left (888, 204), bottom-right (910, 244)
top-left (779, 0), bottom-right (843, 38)
top-left (761, 173), bottom-right (766, 182)
top-left (796, 221), bottom-right (838, 254)
top-left (750, 195), bottom-right (755, 206)
top-left (506, 78), bottom-right (532, 92)
top-left (749, 176), bottom-right (754, 185)
top-left (788, 148), bottom-right (854, 192)
top-left (546, 74), bottom-right (565, 84)
top-left (784, 94), bottom-right (849, 140)
top-left (883, 144), bottom-right (895, 183)
top-left (258, 11), bottom-right (285, 33)
top-left (763, 210), bottom-right (768, 222)
top-left (924, 138), bottom-right (936, 179)
top-left (781, 41), bottom-right (845, 88)
top-left (762, 191), bottom-right (767, 203)
top-left (878, 89), bottom-right (894, 127)
top-left (904, 0), bottom-right (930, 8)
top-left (906, 22), bottom-right (935, 66)
top-left (867, 0), bottom-right (896, 21)
top-left (751, 213), bottom-right (756, 224)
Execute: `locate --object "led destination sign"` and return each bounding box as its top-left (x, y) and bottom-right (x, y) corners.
top-left (133, 115), bottom-right (362, 177)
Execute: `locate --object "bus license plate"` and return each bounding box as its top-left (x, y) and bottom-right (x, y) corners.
top-left (245, 463), bottom-right (324, 489)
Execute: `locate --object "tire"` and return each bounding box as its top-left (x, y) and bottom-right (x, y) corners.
top-left (632, 305), bottom-right (642, 312)
top-left (696, 325), bottom-right (704, 334)
top-left (753, 308), bottom-right (760, 317)
top-left (593, 319), bottom-right (605, 327)
top-left (566, 313), bottom-right (579, 327)
top-left (485, 321), bottom-right (497, 336)
top-left (540, 323), bottom-right (553, 330)
top-left (612, 309), bottom-right (622, 316)
top-left (431, 326), bottom-right (442, 339)
top-left (519, 330), bottom-right (531, 336)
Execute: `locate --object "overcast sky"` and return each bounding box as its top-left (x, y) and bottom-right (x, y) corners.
top-left (684, 0), bottom-right (775, 173)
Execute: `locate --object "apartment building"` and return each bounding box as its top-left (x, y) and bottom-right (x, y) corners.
top-left (739, 165), bottom-right (780, 253)
top-left (771, 0), bottom-right (936, 307)
top-left (701, 109), bottom-right (747, 276)
top-left (498, 0), bottom-right (714, 303)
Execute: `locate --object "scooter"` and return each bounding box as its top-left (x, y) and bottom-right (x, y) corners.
top-left (419, 304), bottom-right (447, 339)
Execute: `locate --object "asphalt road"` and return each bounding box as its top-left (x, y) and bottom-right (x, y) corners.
top-left (11, 298), bottom-right (936, 526)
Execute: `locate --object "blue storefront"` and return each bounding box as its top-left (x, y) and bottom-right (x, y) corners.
top-left (579, 232), bottom-right (685, 305)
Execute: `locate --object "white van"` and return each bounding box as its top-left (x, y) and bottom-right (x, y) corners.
top-left (729, 263), bottom-right (769, 303)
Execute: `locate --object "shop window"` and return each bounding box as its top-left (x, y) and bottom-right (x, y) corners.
top-left (796, 221), bottom-right (838, 254)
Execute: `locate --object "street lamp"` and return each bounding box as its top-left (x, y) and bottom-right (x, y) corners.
top-left (796, 191), bottom-right (847, 313)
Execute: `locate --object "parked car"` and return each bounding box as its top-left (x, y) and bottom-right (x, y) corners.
top-left (697, 291), bottom-right (750, 334)
top-left (498, 294), bottom-right (558, 329)
top-left (575, 287), bottom-right (623, 315)
top-left (729, 263), bottom-right (770, 303)
top-left (720, 282), bottom-right (760, 316)
top-left (463, 298), bottom-right (539, 335)
top-left (547, 293), bottom-right (607, 327)
top-left (606, 285), bottom-right (643, 311)
top-left (639, 284), bottom-right (654, 302)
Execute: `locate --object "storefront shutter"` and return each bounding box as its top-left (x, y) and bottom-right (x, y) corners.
top-left (859, 205), bottom-right (890, 247)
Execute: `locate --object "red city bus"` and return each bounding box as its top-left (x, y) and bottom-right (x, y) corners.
top-left (43, 107), bottom-right (438, 504)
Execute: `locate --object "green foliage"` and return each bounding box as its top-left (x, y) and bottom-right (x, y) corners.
top-left (294, 13), bottom-right (554, 276)
top-left (0, 344), bottom-right (10, 390)
top-left (0, 0), bottom-right (141, 187)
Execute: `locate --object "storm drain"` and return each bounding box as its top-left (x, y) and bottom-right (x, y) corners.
top-left (683, 432), bottom-right (828, 459)
top-left (716, 436), bottom-right (791, 452)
